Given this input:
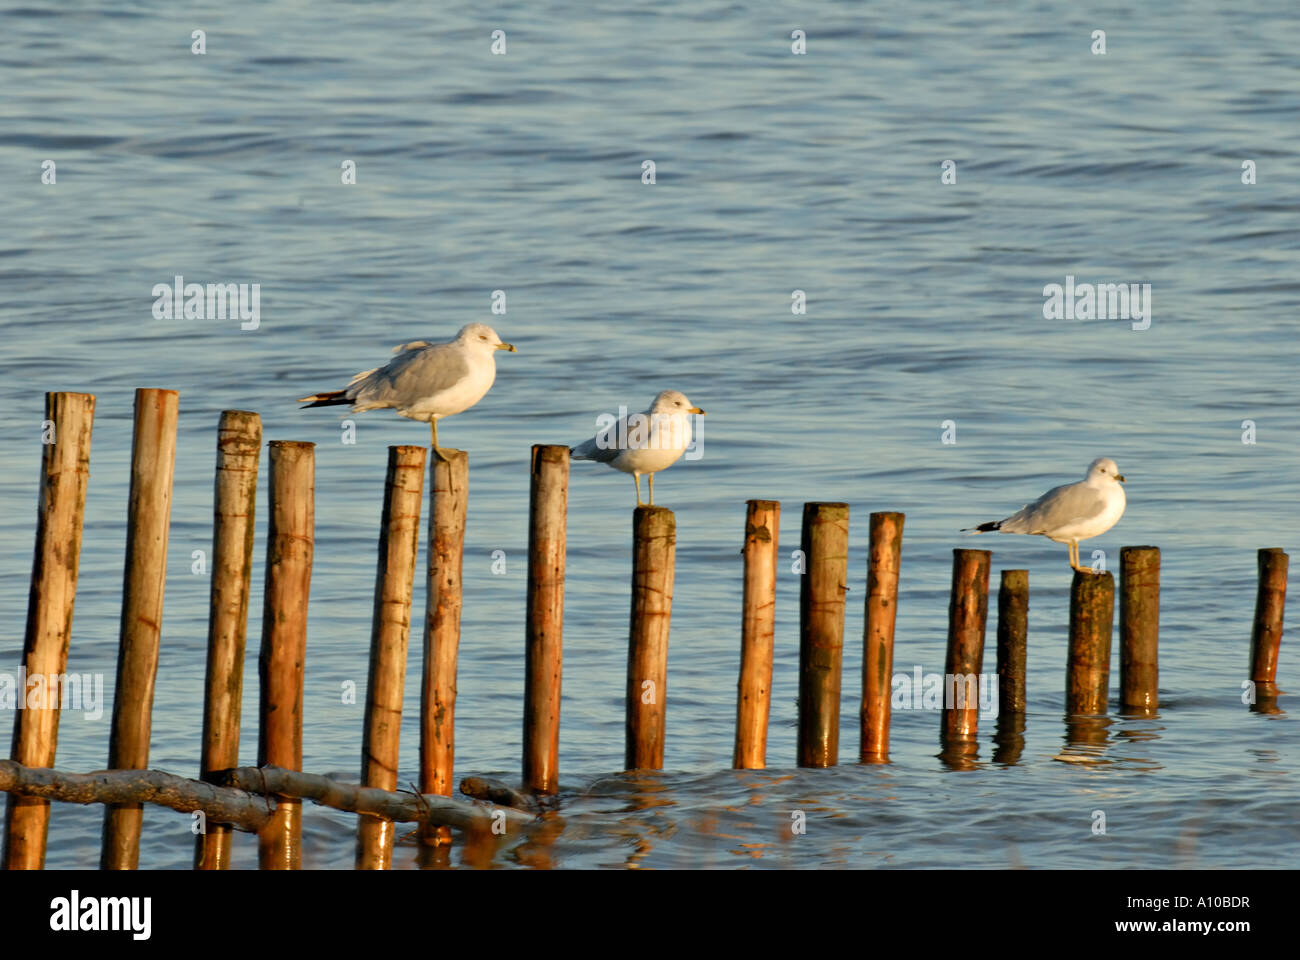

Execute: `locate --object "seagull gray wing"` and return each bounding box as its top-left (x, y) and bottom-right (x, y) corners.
top-left (1000, 481), bottom-right (1108, 534)
top-left (347, 341), bottom-right (470, 407)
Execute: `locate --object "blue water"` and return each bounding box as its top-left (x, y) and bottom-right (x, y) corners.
top-left (2, 0), bottom-right (1298, 868)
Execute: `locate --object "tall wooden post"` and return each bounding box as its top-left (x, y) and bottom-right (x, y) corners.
top-left (626, 506), bottom-right (676, 770)
top-left (196, 410), bottom-right (262, 869)
top-left (257, 441), bottom-right (315, 869)
top-left (356, 445), bottom-right (426, 869)
top-left (420, 449), bottom-right (468, 844)
top-left (524, 445), bottom-right (569, 794)
top-left (3, 392), bottom-right (95, 870)
top-left (1066, 570), bottom-right (1114, 715)
top-left (860, 511), bottom-right (903, 763)
top-left (101, 388), bottom-right (179, 870)
top-left (797, 502), bottom-right (849, 768)
top-left (1119, 547), bottom-right (1160, 711)
top-left (942, 549), bottom-right (991, 744)
top-left (996, 570), bottom-right (1029, 716)
top-left (735, 500), bottom-right (779, 769)
top-left (1250, 548), bottom-right (1288, 691)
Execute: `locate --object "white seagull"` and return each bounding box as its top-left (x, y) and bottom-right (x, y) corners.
top-left (964, 457), bottom-right (1127, 572)
top-left (570, 390), bottom-right (705, 506)
top-left (299, 322), bottom-right (515, 459)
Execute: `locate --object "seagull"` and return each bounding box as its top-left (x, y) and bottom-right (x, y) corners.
top-left (298, 322), bottom-right (515, 460)
top-left (570, 390), bottom-right (705, 506)
top-left (964, 457), bottom-right (1127, 572)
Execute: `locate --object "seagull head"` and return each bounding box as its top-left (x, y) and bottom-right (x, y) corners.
top-left (457, 322), bottom-right (516, 353)
top-left (649, 389), bottom-right (705, 416)
top-left (1086, 457), bottom-right (1125, 484)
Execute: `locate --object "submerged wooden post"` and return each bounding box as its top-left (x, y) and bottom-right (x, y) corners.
top-left (735, 500), bottom-right (779, 769)
top-left (356, 446), bottom-right (426, 869)
top-left (1119, 547), bottom-right (1160, 711)
top-left (1066, 570), bottom-right (1114, 714)
top-left (942, 549), bottom-right (991, 743)
top-left (626, 506), bottom-right (676, 770)
top-left (996, 570), bottom-right (1029, 716)
top-left (797, 502), bottom-right (849, 767)
top-left (420, 449), bottom-right (468, 844)
top-left (257, 441), bottom-right (315, 869)
top-left (101, 388), bottom-right (179, 870)
top-left (1250, 548), bottom-right (1288, 691)
top-left (860, 511), bottom-right (903, 763)
top-left (3, 392), bottom-right (95, 870)
top-left (523, 445), bottom-right (569, 794)
top-left (196, 411), bottom-right (262, 869)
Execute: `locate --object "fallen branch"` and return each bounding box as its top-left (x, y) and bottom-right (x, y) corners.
top-left (220, 766), bottom-right (537, 833)
top-left (0, 760), bottom-right (271, 832)
top-left (459, 776), bottom-right (541, 813)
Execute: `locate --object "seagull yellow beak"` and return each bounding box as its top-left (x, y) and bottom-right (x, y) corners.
top-left (689, 406), bottom-right (705, 415)
top-left (497, 342), bottom-right (517, 352)
top-left (1116, 474), bottom-right (1126, 483)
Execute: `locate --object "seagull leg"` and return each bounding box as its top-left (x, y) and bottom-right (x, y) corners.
top-left (633, 474), bottom-right (644, 507)
top-left (430, 419), bottom-right (449, 463)
top-left (1069, 540), bottom-right (1090, 573)
top-left (648, 473), bottom-right (655, 506)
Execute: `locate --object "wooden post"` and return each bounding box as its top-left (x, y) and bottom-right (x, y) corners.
top-left (101, 388), bottom-right (179, 870)
top-left (1119, 547), bottom-right (1160, 711)
top-left (419, 449), bottom-right (468, 844)
top-left (735, 500), bottom-right (779, 769)
top-left (797, 502), bottom-right (849, 768)
top-left (1066, 570), bottom-right (1115, 715)
top-left (524, 446), bottom-right (569, 794)
top-left (3, 392), bottom-right (95, 870)
top-left (195, 411), bottom-right (262, 869)
top-left (996, 570), bottom-right (1029, 716)
top-left (942, 549), bottom-right (991, 744)
top-left (860, 511), bottom-right (903, 763)
top-left (257, 441), bottom-right (315, 869)
top-left (356, 446), bottom-right (426, 869)
top-left (1250, 548), bottom-right (1288, 691)
top-left (626, 506), bottom-right (676, 770)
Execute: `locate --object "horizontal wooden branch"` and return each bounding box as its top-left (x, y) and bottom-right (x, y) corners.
top-left (0, 760), bottom-right (272, 832)
top-left (220, 766), bottom-right (537, 833)
top-left (1, 762), bottom-right (538, 837)
top-left (459, 776), bottom-right (541, 813)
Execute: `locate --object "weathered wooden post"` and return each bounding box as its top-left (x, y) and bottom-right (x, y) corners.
top-left (420, 449), bottom-right (468, 845)
top-left (626, 506), bottom-right (676, 770)
top-left (101, 388), bottom-right (179, 870)
top-left (797, 502), bottom-right (849, 768)
top-left (1066, 570), bottom-right (1115, 715)
top-left (196, 410), bottom-right (262, 869)
top-left (735, 500), bottom-right (779, 769)
top-left (356, 446), bottom-right (426, 869)
top-left (942, 549), bottom-right (991, 745)
top-left (3, 392), bottom-right (95, 870)
top-left (1119, 547), bottom-right (1160, 712)
top-left (996, 569), bottom-right (1029, 716)
top-left (1249, 548), bottom-right (1288, 694)
top-left (860, 511), bottom-right (903, 763)
top-left (524, 445), bottom-right (569, 794)
top-left (257, 441), bottom-right (315, 869)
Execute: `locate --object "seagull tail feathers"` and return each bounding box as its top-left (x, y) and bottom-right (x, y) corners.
top-left (961, 520), bottom-right (1002, 535)
top-left (298, 390), bottom-right (351, 408)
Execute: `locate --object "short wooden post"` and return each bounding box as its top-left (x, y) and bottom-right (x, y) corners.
top-left (797, 502), bottom-right (849, 768)
top-left (2, 392), bottom-right (95, 870)
top-left (523, 445), bottom-right (569, 794)
top-left (735, 500), bottom-right (779, 769)
top-left (419, 449), bottom-right (468, 844)
top-left (1250, 548), bottom-right (1288, 690)
top-left (101, 388), bottom-right (179, 870)
top-left (996, 570), bottom-right (1029, 716)
top-left (1119, 547), bottom-right (1160, 711)
top-left (1066, 570), bottom-right (1115, 715)
top-left (860, 511), bottom-right (903, 763)
top-left (626, 506), bottom-right (676, 770)
top-left (942, 549), bottom-right (991, 743)
top-left (196, 410), bottom-right (262, 870)
top-left (356, 446), bottom-right (426, 869)
top-left (257, 441), bottom-right (315, 869)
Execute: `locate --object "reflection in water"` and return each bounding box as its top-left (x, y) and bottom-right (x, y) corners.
top-left (992, 711), bottom-right (1026, 765)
